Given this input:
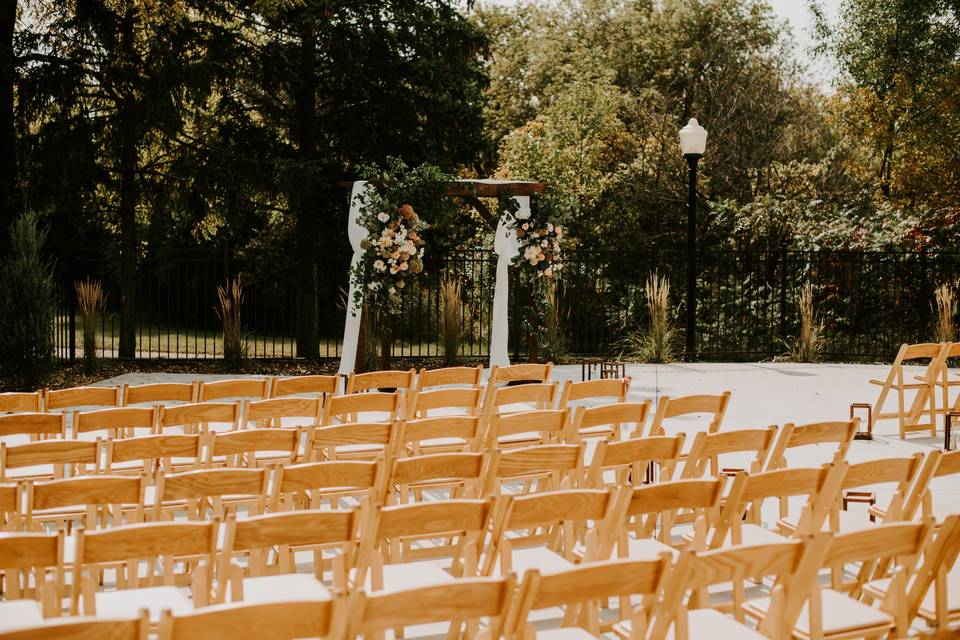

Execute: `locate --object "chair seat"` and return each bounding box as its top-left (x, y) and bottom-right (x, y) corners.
top-left (353, 561), bottom-right (454, 593)
top-left (623, 536), bottom-right (678, 560)
top-left (779, 509), bottom-right (880, 534)
top-left (95, 585), bottom-right (192, 622)
top-left (497, 432), bottom-right (546, 446)
top-left (727, 524), bottom-right (789, 547)
top-left (0, 599), bottom-right (44, 632)
top-left (240, 573), bottom-right (331, 604)
top-left (615, 607), bottom-right (767, 640)
top-left (503, 546), bottom-right (573, 577)
top-left (536, 626), bottom-right (600, 639)
top-left (744, 588), bottom-right (894, 638)
top-left (863, 568), bottom-right (960, 622)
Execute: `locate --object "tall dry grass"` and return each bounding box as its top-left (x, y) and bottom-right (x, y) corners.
top-left (933, 282), bottom-right (956, 344)
top-left (541, 281), bottom-right (568, 361)
top-left (216, 276), bottom-right (246, 364)
top-left (74, 277), bottom-right (106, 371)
top-left (618, 271), bottom-right (676, 363)
top-left (440, 276), bottom-right (464, 365)
top-left (787, 281), bottom-right (823, 362)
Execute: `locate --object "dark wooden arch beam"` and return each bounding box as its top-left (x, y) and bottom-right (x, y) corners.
top-left (339, 180), bottom-right (547, 230)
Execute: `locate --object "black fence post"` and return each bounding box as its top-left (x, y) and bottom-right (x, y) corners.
top-left (67, 257), bottom-right (77, 362)
top-left (779, 246), bottom-right (788, 346)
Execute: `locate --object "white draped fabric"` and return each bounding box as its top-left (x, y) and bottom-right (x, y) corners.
top-left (489, 196), bottom-right (525, 367)
top-left (338, 181), bottom-right (373, 376)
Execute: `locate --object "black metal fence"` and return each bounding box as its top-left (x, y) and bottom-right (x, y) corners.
top-left (52, 248), bottom-right (960, 362)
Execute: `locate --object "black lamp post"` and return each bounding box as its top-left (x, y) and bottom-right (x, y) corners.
top-left (679, 118), bottom-right (707, 359)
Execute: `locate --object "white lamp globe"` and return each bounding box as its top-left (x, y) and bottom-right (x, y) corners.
top-left (679, 118), bottom-right (707, 156)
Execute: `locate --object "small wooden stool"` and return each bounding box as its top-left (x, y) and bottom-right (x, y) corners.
top-left (601, 360), bottom-right (625, 379)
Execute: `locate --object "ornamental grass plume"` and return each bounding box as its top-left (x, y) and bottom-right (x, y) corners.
top-left (618, 271), bottom-right (676, 363)
top-left (216, 276), bottom-right (246, 365)
top-left (74, 277), bottom-right (107, 372)
top-left (440, 276), bottom-right (464, 365)
top-left (787, 281), bottom-right (824, 363)
top-left (933, 282), bottom-right (956, 343)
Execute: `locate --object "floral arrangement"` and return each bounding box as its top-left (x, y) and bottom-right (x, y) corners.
top-left (500, 193), bottom-right (564, 279)
top-left (352, 201), bottom-right (427, 314)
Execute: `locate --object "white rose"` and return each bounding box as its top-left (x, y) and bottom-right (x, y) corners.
top-left (377, 212), bottom-right (390, 223)
top-left (516, 210), bottom-right (531, 220)
top-left (368, 282), bottom-right (379, 290)
top-left (546, 223), bottom-right (554, 232)
top-left (373, 259), bottom-right (386, 271)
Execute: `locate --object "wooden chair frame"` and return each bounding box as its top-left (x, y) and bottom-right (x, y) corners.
top-left (870, 341), bottom-right (944, 439)
top-left (1, 438), bottom-right (100, 482)
top-left (648, 392), bottom-right (731, 439)
top-left (270, 458), bottom-right (387, 512)
top-left (415, 365), bottom-right (483, 391)
top-left (122, 382), bottom-right (196, 406)
top-left (570, 401), bottom-right (650, 443)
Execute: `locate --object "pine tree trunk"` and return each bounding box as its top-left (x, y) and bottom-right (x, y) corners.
top-left (0, 0), bottom-right (17, 249)
top-left (117, 8), bottom-right (138, 359)
top-left (293, 20), bottom-right (320, 358)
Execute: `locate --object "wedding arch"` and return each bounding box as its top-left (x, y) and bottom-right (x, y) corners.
top-left (338, 178), bottom-right (547, 375)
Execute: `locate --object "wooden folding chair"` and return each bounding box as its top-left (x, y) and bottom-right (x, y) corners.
top-left (345, 576), bottom-right (515, 640)
top-left (744, 520), bottom-right (936, 640)
top-left (405, 386), bottom-right (483, 420)
top-left (648, 391), bottom-right (731, 440)
top-left (680, 426), bottom-right (778, 479)
top-left (570, 402), bottom-right (650, 444)
top-left (870, 342), bottom-right (944, 439)
top-left (354, 498), bottom-right (496, 591)
top-left (585, 435), bottom-right (686, 488)
top-left (0, 614), bottom-right (149, 640)
top-left (0, 413), bottom-right (65, 441)
top-left (345, 368), bottom-right (415, 394)
top-left (487, 363), bottom-right (553, 387)
top-left (122, 382), bottom-right (196, 407)
top-left (557, 377), bottom-right (632, 409)
top-left (484, 408), bottom-right (573, 450)
top-left (105, 433), bottom-right (204, 477)
top-left (70, 407), bottom-right (159, 440)
top-left (71, 520), bottom-right (219, 619)
top-left (1, 439), bottom-right (100, 482)
top-left (765, 420), bottom-right (857, 470)
top-left (400, 415), bottom-right (483, 455)
top-left (197, 378), bottom-right (269, 402)
top-left (72, 406), bottom-right (157, 440)
top-left (0, 531), bottom-right (64, 625)
top-left (483, 488), bottom-right (628, 579)
top-left (861, 514), bottom-right (960, 633)
top-left (483, 443), bottom-right (586, 496)
top-left (1, 482), bottom-right (21, 530)
top-left (268, 374), bottom-right (338, 400)
top-left (920, 451), bottom-right (960, 520)
top-left (245, 397), bottom-right (322, 429)
top-left (43, 386), bottom-right (120, 413)
top-left (24, 474), bottom-right (147, 532)
top-left (508, 556), bottom-right (672, 639)
top-left (204, 428), bottom-right (304, 468)
top-left (482, 383), bottom-right (558, 422)
top-left (389, 452), bottom-right (487, 503)
top-left (321, 391), bottom-right (401, 425)
top-left (221, 509), bottom-right (363, 604)
top-left (415, 365), bottom-right (483, 391)
top-left (929, 341), bottom-right (960, 419)
top-left (153, 467), bottom-right (269, 520)
top-left (779, 454), bottom-right (925, 535)
top-left (614, 479), bottom-right (727, 566)
top-left (309, 421), bottom-right (399, 462)
top-left (0, 391), bottom-right (42, 414)
top-left (648, 534), bottom-right (831, 640)
top-left (159, 600), bottom-right (338, 640)
top-left (711, 462), bottom-right (848, 548)
top-left (270, 458), bottom-right (387, 512)
top-left (156, 402), bottom-right (240, 435)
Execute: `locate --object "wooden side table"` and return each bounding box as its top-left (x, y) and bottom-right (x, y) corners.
top-left (579, 358), bottom-right (604, 381)
top-left (946, 410), bottom-right (960, 451)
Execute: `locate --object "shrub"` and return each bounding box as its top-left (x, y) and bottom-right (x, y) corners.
top-left (0, 213), bottom-right (56, 388)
